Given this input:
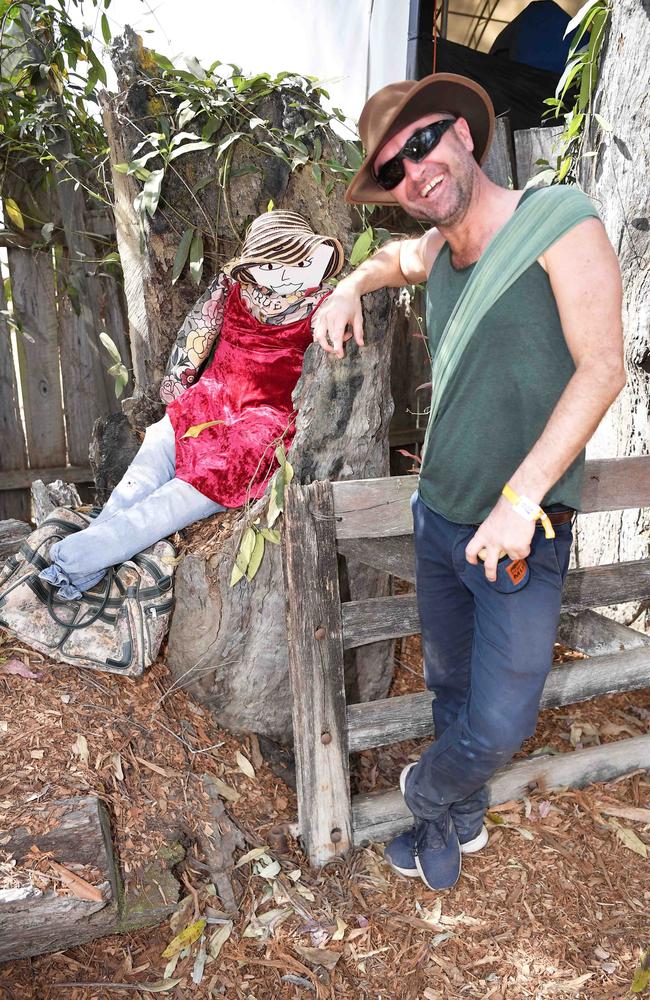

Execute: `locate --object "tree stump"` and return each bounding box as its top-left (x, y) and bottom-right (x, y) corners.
top-left (576, 0), bottom-right (650, 629)
top-left (168, 289), bottom-right (397, 742)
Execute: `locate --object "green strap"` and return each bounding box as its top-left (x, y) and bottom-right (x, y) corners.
top-left (428, 185), bottom-right (599, 425)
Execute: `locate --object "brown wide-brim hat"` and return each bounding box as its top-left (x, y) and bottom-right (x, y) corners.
top-left (346, 72), bottom-right (495, 206)
top-left (228, 210), bottom-right (344, 281)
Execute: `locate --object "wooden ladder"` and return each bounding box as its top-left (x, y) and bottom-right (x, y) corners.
top-left (281, 457), bottom-right (650, 866)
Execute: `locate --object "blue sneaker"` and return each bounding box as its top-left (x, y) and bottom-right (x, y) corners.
top-left (413, 812), bottom-right (461, 890)
top-left (384, 829), bottom-right (419, 877)
top-left (400, 763), bottom-right (489, 855)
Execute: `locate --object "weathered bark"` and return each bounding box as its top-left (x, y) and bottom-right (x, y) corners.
top-left (89, 412), bottom-right (141, 503)
top-left (104, 29), bottom-right (399, 740)
top-left (31, 479), bottom-right (81, 526)
top-left (0, 519), bottom-right (31, 559)
top-left (167, 290), bottom-right (396, 742)
top-left (576, 0), bottom-right (650, 628)
top-left (0, 796), bottom-right (183, 962)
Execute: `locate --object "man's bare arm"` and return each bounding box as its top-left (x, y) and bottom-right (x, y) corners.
top-left (312, 229), bottom-right (442, 358)
top-left (466, 217), bottom-right (626, 579)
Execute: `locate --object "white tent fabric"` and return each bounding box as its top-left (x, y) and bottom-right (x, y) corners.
top-left (100, 0), bottom-right (410, 123)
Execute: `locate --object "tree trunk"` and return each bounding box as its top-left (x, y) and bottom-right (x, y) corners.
top-left (167, 290), bottom-right (396, 742)
top-left (576, 0), bottom-right (650, 628)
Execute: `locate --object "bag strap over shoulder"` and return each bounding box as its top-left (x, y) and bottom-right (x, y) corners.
top-left (428, 186), bottom-right (600, 424)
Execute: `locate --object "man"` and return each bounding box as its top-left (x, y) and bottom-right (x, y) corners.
top-left (312, 73), bottom-right (625, 891)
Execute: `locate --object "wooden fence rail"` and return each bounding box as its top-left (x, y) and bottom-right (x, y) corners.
top-left (282, 457), bottom-right (650, 866)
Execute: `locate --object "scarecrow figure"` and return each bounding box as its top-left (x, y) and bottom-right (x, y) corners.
top-left (39, 211), bottom-right (344, 600)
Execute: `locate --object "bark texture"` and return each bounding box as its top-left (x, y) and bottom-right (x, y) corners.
top-left (576, 0), bottom-right (650, 627)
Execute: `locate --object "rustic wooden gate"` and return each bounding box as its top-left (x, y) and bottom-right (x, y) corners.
top-left (282, 457), bottom-right (650, 866)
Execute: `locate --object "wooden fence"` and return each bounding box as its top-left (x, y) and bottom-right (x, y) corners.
top-left (282, 457), bottom-right (650, 866)
top-left (0, 195), bottom-right (130, 524)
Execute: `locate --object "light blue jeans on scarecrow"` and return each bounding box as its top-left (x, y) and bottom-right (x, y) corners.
top-left (39, 415), bottom-right (225, 599)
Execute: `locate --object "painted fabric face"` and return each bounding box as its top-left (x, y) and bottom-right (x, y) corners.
top-left (246, 244), bottom-right (335, 295)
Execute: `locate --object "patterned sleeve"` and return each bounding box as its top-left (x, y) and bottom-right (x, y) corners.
top-left (159, 272), bottom-right (231, 404)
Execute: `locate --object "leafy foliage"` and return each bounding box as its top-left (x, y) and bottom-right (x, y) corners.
top-left (230, 444), bottom-right (291, 587)
top-left (539, 0), bottom-right (612, 185)
top-left (0, 0), bottom-right (113, 218)
top-left (114, 53), bottom-right (361, 281)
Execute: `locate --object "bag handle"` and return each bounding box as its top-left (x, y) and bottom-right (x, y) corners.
top-left (46, 569), bottom-right (115, 630)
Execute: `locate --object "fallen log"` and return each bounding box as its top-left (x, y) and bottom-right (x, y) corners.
top-left (0, 795), bottom-right (184, 962)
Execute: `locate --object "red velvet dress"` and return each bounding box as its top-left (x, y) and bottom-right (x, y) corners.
top-left (167, 284), bottom-right (327, 506)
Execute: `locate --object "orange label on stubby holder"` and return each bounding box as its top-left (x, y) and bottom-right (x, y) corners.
top-left (506, 559), bottom-right (528, 585)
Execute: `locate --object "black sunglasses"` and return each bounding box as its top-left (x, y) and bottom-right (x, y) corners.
top-left (373, 117), bottom-right (457, 191)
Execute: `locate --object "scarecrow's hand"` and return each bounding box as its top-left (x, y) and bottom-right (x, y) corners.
top-left (311, 285), bottom-right (364, 359)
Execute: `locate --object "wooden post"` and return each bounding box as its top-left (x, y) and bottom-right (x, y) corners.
top-left (513, 125), bottom-right (563, 186)
top-left (282, 482), bottom-right (353, 866)
top-left (483, 116), bottom-right (517, 188)
top-left (8, 245), bottom-right (66, 471)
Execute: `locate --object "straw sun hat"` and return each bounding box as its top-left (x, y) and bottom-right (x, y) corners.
top-left (346, 72), bottom-right (495, 206)
top-left (228, 210), bottom-right (345, 281)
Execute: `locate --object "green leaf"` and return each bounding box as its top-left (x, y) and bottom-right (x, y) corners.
top-left (112, 162), bottom-right (130, 174)
top-left (177, 103), bottom-right (197, 129)
top-left (260, 528), bottom-right (280, 544)
top-left (189, 232), bottom-right (204, 286)
top-left (267, 199), bottom-right (275, 212)
top-left (349, 227), bottom-right (374, 266)
top-left (41, 222), bottom-right (55, 242)
top-left (99, 331), bottom-right (122, 365)
top-left (101, 13), bottom-right (111, 44)
top-left (631, 951), bottom-right (650, 993)
top-left (594, 113), bottom-right (612, 132)
top-left (5, 198), bottom-right (24, 230)
top-left (215, 132), bottom-right (244, 156)
top-left (312, 163), bottom-right (322, 185)
top-left (245, 531), bottom-right (265, 581)
top-left (113, 365), bottom-right (128, 398)
top-left (557, 156), bottom-right (572, 181)
top-left (168, 140), bottom-right (214, 162)
top-left (229, 562), bottom-right (245, 587)
top-left (143, 168), bottom-right (164, 217)
top-left (564, 0), bottom-right (602, 37)
top-left (172, 227), bottom-right (194, 284)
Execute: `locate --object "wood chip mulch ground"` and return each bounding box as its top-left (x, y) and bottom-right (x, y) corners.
top-left (1, 624), bottom-right (649, 1000)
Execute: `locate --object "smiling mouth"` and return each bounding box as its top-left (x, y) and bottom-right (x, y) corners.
top-left (420, 174), bottom-right (445, 198)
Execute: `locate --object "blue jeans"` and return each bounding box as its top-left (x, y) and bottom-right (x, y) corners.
top-left (405, 492), bottom-right (573, 821)
top-left (40, 415), bottom-right (225, 599)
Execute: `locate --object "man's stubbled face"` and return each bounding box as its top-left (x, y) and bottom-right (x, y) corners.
top-left (373, 113), bottom-right (476, 227)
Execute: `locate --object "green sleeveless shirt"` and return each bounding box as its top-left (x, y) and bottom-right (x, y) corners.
top-left (418, 186), bottom-right (599, 524)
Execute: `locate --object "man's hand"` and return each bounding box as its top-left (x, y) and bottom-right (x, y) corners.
top-left (311, 283), bottom-right (365, 359)
top-left (465, 495), bottom-right (536, 582)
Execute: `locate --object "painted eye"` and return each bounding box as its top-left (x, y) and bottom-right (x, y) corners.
top-left (259, 263), bottom-right (279, 271)
top-left (296, 258), bottom-right (313, 267)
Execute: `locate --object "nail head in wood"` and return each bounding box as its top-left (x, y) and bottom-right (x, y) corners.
top-left (321, 731), bottom-right (332, 745)
top-left (314, 626), bottom-right (326, 640)
top-left (330, 827), bottom-right (343, 844)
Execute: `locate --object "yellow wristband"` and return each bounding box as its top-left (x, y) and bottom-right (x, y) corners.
top-left (502, 484), bottom-right (555, 539)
